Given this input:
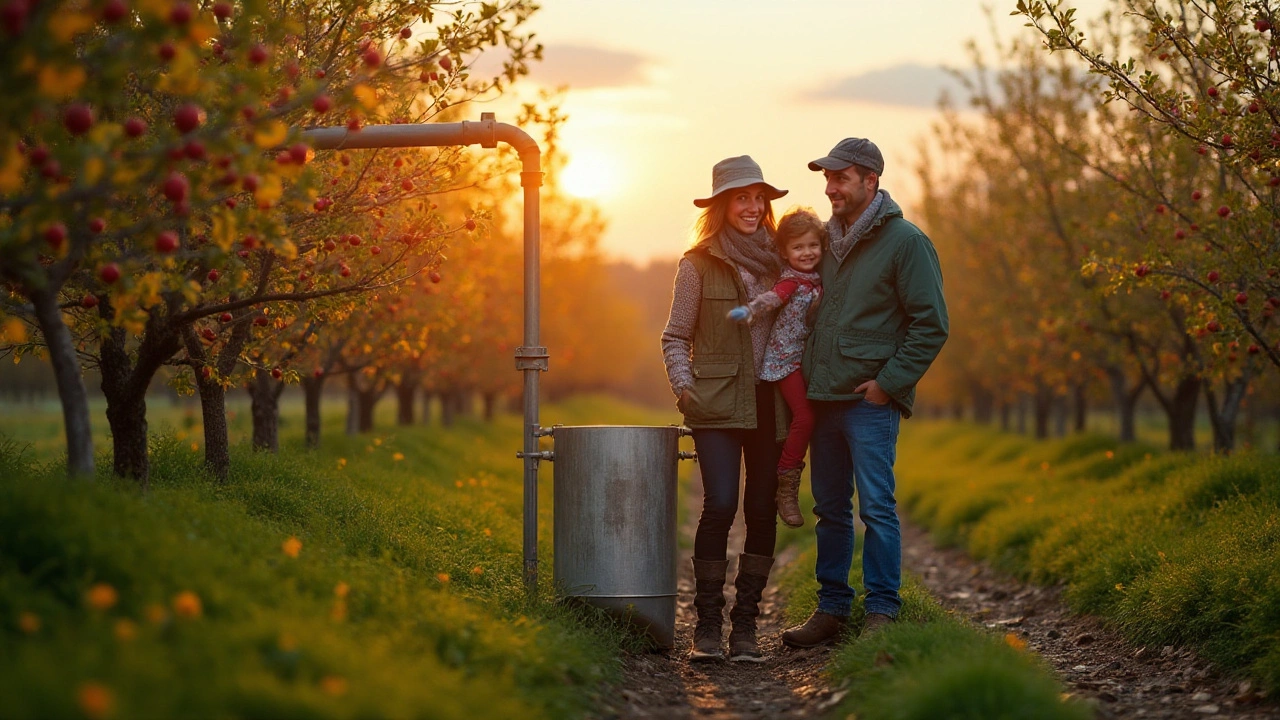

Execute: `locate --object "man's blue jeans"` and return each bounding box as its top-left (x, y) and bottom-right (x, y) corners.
top-left (809, 399), bottom-right (902, 618)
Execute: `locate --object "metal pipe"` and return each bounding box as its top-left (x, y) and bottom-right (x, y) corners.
top-left (302, 117), bottom-right (546, 595)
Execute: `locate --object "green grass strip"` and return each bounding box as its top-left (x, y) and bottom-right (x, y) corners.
top-left (0, 396), bottom-right (682, 719)
top-left (895, 422), bottom-right (1280, 693)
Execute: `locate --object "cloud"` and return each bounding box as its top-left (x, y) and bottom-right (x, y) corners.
top-left (802, 64), bottom-right (980, 108)
top-left (525, 44), bottom-right (654, 89)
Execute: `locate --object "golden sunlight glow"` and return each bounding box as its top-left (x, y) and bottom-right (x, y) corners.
top-left (560, 150), bottom-right (622, 199)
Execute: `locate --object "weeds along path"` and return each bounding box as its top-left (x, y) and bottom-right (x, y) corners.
top-left (900, 517), bottom-right (1278, 720)
top-left (596, 467), bottom-right (841, 719)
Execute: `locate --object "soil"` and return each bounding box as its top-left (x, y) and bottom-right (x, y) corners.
top-left (594, 471), bottom-right (1280, 720)
top-left (901, 517), bottom-right (1280, 720)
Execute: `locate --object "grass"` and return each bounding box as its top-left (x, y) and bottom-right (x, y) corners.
top-left (0, 393), bottom-right (685, 719)
top-left (895, 422), bottom-right (1280, 692)
top-left (773, 483), bottom-right (1090, 719)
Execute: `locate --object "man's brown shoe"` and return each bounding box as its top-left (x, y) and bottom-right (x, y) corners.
top-left (776, 465), bottom-right (804, 528)
top-left (861, 612), bottom-right (896, 636)
top-left (781, 611), bottom-right (847, 648)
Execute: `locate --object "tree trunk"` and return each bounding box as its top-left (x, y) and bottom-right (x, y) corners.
top-left (482, 392), bottom-right (498, 422)
top-left (441, 389), bottom-right (456, 427)
top-left (396, 382), bottom-right (416, 425)
top-left (103, 384), bottom-right (149, 485)
top-left (181, 328), bottom-right (232, 482)
top-left (1106, 367), bottom-right (1143, 443)
top-left (249, 368), bottom-right (284, 453)
top-left (357, 388), bottom-right (378, 432)
top-left (1072, 382), bottom-right (1087, 433)
top-left (972, 385), bottom-right (995, 425)
top-left (999, 401), bottom-right (1011, 432)
top-left (303, 375), bottom-right (324, 448)
top-left (1016, 394), bottom-right (1028, 434)
top-left (421, 388), bottom-right (434, 425)
top-left (1205, 372), bottom-right (1250, 455)
top-left (1242, 394), bottom-right (1257, 450)
top-left (99, 315), bottom-right (181, 486)
top-left (1052, 395), bottom-right (1068, 438)
top-left (30, 288), bottom-right (95, 478)
top-left (346, 378), bottom-right (359, 436)
top-left (1033, 383), bottom-right (1053, 440)
top-left (1167, 375), bottom-right (1201, 451)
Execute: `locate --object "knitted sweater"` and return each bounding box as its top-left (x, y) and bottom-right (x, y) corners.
top-left (744, 267), bottom-right (822, 381)
top-left (661, 258), bottom-right (777, 397)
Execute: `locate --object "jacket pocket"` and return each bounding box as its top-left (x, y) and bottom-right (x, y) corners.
top-left (830, 337), bottom-right (896, 394)
top-left (683, 361), bottom-right (739, 422)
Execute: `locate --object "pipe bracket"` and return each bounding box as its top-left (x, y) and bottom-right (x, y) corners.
top-left (533, 424), bottom-right (559, 437)
top-left (515, 346), bottom-right (549, 371)
top-left (674, 425), bottom-right (694, 437)
top-left (678, 451), bottom-right (698, 461)
top-left (517, 450), bottom-right (555, 461)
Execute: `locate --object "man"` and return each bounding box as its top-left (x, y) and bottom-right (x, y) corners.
top-left (781, 138), bottom-right (948, 647)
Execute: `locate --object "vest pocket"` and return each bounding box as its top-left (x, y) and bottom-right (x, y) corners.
top-left (682, 361), bottom-right (739, 422)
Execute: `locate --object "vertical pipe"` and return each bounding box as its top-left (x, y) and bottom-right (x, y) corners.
top-left (521, 171), bottom-right (542, 594)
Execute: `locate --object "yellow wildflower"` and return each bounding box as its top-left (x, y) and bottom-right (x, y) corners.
top-left (471, 566), bottom-right (484, 576)
top-left (1004, 633), bottom-right (1027, 652)
top-left (38, 64), bottom-right (87, 99)
top-left (320, 675), bottom-right (348, 696)
top-left (436, 573), bottom-right (450, 584)
top-left (282, 536), bottom-right (302, 558)
top-left (392, 452), bottom-right (405, 461)
top-left (76, 682), bottom-right (114, 720)
top-left (334, 582), bottom-right (350, 598)
top-left (86, 583), bottom-right (118, 610)
top-left (172, 591), bottom-right (202, 618)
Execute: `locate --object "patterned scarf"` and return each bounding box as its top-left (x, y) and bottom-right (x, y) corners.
top-left (828, 189), bottom-right (887, 265)
top-left (717, 225), bottom-right (781, 284)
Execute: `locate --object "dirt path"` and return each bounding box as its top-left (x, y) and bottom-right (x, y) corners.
top-left (900, 517), bottom-right (1278, 720)
top-left (593, 469), bottom-right (842, 719)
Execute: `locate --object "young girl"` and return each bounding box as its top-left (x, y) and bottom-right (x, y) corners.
top-left (728, 207), bottom-right (824, 528)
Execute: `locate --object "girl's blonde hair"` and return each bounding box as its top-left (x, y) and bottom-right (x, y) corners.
top-left (774, 206), bottom-right (826, 253)
top-left (691, 190), bottom-right (779, 246)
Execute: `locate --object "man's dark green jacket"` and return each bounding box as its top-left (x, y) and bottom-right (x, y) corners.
top-left (802, 194), bottom-right (948, 417)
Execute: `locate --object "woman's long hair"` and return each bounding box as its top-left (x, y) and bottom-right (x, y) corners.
top-left (691, 190), bottom-right (779, 247)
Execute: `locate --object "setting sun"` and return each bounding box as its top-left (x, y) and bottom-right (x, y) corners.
top-left (559, 150), bottom-right (622, 199)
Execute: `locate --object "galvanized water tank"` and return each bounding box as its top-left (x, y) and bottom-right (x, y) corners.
top-left (552, 425), bottom-right (688, 648)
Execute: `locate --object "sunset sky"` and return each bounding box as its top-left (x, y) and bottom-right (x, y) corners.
top-left (485, 0), bottom-right (1110, 264)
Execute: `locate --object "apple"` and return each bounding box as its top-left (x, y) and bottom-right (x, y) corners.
top-left (63, 104), bottom-right (93, 136)
top-left (315, 69), bottom-right (326, 79)
top-left (439, 56), bottom-right (452, 72)
top-left (1134, 264), bottom-right (1150, 278)
top-left (242, 174), bottom-right (259, 191)
top-left (184, 140), bottom-right (206, 160)
top-left (1249, 344), bottom-right (1261, 354)
top-left (253, 316), bottom-right (268, 327)
top-left (399, 27), bottom-right (412, 39)
top-left (213, 0), bottom-right (232, 19)
top-left (347, 234), bottom-right (362, 247)
top-left (465, 218), bottom-right (477, 231)
top-left (313, 367), bottom-right (324, 378)
top-left (158, 41), bottom-right (176, 61)
top-left (1160, 290), bottom-right (1172, 300)
top-left (225, 198), bottom-right (238, 209)
top-left (1155, 204), bottom-right (1166, 214)
top-left (219, 312), bottom-right (232, 323)
top-left (1236, 292), bottom-right (1249, 304)
top-left (324, 239), bottom-right (337, 251)
top-left (124, 117), bottom-right (147, 137)
top-left (99, 263), bottom-right (121, 284)
top-left (237, 250), bottom-right (250, 258)
top-left (312, 95), bottom-right (332, 113)
top-left (155, 230), bottom-right (179, 253)
top-left (1218, 206), bottom-right (1232, 218)
top-left (242, 235), bottom-right (258, 249)
top-left (43, 222), bottom-right (67, 249)
top-left (271, 367), bottom-right (283, 380)
top-left (162, 171), bottom-right (189, 203)
top-left (89, 218), bottom-right (106, 233)
top-left (1208, 270), bottom-right (1220, 282)
top-left (363, 47), bottom-right (381, 68)
top-left (401, 179), bottom-right (413, 191)
top-left (370, 245), bottom-right (381, 255)
top-left (1258, 18), bottom-right (1272, 32)
top-left (1191, 190), bottom-right (1202, 201)
top-left (169, 1), bottom-right (191, 25)
top-left (1221, 133), bottom-right (1233, 146)
top-left (339, 266), bottom-right (351, 278)
top-left (1207, 86), bottom-right (1219, 98)
top-left (1196, 145), bottom-right (1208, 155)
top-left (174, 103), bottom-right (204, 134)
top-left (81, 294), bottom-right (99, 309)
top-left (102, 0), bottom-right (127, 23)
top-left (40, 159), bottom-right (61, 179)
top-left (1207, 320), bottom-right (1222, 332)
top-left (1250, 101), bottom-right (1261, 114)
top-left (247, 43), bottom-right (268, 65)
top-left (207, 269), bottom-right (220, 282)
top-left (429, 270), bottom-right (442, 283)
top-left (289, 143), bottom-right (309, 165)
top-left (346, 117), bottom-right (362, 132)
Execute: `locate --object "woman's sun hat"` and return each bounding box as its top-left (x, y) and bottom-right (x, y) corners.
top-left (693, 155), bottom-right (789, 208)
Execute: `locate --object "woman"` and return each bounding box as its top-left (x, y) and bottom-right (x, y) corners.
top-left (661, 155), bottom-right (788, 662)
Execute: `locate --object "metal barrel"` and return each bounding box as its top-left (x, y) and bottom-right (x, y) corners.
top-left (552, 425), bottom-right (681, 648)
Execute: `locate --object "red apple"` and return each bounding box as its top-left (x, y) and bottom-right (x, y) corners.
top-left (312, 95), bottom-right (332, 113)
top-left (124, 117), bottom-right (146, 137)
top-left (1236, 292), bottom-right (1249, 304)
top-left (99, 263), bottom-right (121, 284)
top-left (201, 327), bottom-right (217, 341)
top-left (158, 41), bottom-right (176, 61)
top-left (465, 218), bottom-right (477, 231)
top-left (173, 103), bottom-right (204, 134)
top-left (1250, 101), bottom-right (1261, 113)
top-left (1160, 290), bottom-right (1172, 300)
top-left (162, 171), bottom-right (189, 203)
top-left (429, 270), bottom-right (442, 283)
top-left (1206, 86), bottom-right (1219, 98)
top-left (43, 222), bottom-right (67, 249)
top-left (253, 316), bottom-right (268, 327)
top-left (399, 27), bottom-right (412, 39)
top-left (213, 0), bottom-right (232, 19)
top-left (362, 47), bottom-right (381, 68)
top-left (339, 265), bottom-right (351, 277)
top-left (1208, 270), bottom-right (1220, 282)
top-left (1191, 190), bottom-right (1202, 201)
top-left (242, 235), bottom-right (257, 249)
top-left (207, 269), bottom-right (220, 282)
top-left (271, 367), bottom-right (283, 379)
top-left (1134, 264), bottom-right (1150, 278)
top-left (324, 239), bottom-right (337, 251)
top-left (102, 0), bottom-right (127, 23)
top-left (63, 104), bottom-right (93, 136)
top-left (347, 234), bottom-right (362, 246)
top-left (1258, 18), bottom-right (1272, 32)
top-left (155, 230), bottom-right (179, 253)
top-left (1155, 204), bottom-right (1166, 214)
top-left (1207, 320), bottom-right (1222, 332)
top-left (247, 43), bottom-right (268, 65)
top-left (1175, 229), bottom-right (1186, 240)
top-left (439, 55), bottom-right (452, 71)
top-left (1249, 344), bottom-right (1261, 354)
top-left (313, 367), bottom-right (324, 378)
top-left (168, 1), bottom-right (191, 25)
top-left (370, 245), bottom-right (381, 255)
top-left (289, 143), bottom-right (309, 165)
top-left (1222, 134), bottom-right (1234, 146)
top-left (183, 140), bottom-right (206, 160)
top-left (89, 218), bottom-right (106, 233)
top-left (219, 312), bottom-right (232, 322)
top-left (81, 293), bottom-right (99, 309)
top-left (1218, 206), bottom-right (1231, 218)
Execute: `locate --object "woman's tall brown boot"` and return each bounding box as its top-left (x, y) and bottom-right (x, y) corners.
top-left (728, 553), bottom-right (775, 662)
top-left (776, 464), bottom-right (804, 528)
top-left (689, 558), bottom-right (728, 662)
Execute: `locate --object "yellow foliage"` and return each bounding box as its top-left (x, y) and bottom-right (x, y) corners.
top-left (188, 19), bottom-right (218, 44)
top-left (37, 64), bottom-right (87, 99)
top-left (137, 272), bottom-right (165, 308)
top-left (1, 318), bottom-right (27, 344)
top-left (211, 212), bottom-right (238, 251)
top-left (353, 83), bottom-right (380, 110)
top-left (136, 0), bottom-right (169, 17)
top-left (254, 121), bottom-right (289, 149)
top-left (82, 156), bottom-right (104, 185)
top-left (253, 174), bottom-right (283, 208)
top-left (48, 10), bottom-right (94, 43)
top-left (157, 46), bottom-right (202, 96)
top-left (0, 143), bottom-right (26, 193)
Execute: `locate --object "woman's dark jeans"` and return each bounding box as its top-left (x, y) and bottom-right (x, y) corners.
top-left (691, 382), bottom-right (781, 561)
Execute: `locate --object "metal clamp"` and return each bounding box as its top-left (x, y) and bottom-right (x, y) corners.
top-left (533, 424), bottom-right (559, 437)
top-left (678, 451), bottom-right (697, 461)
top-left (674, 425), bottom-right (694, 437)
top-left (515, 346), bottom-right (549, 371)
top-left (517, 450), bottom-right (555, 461)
